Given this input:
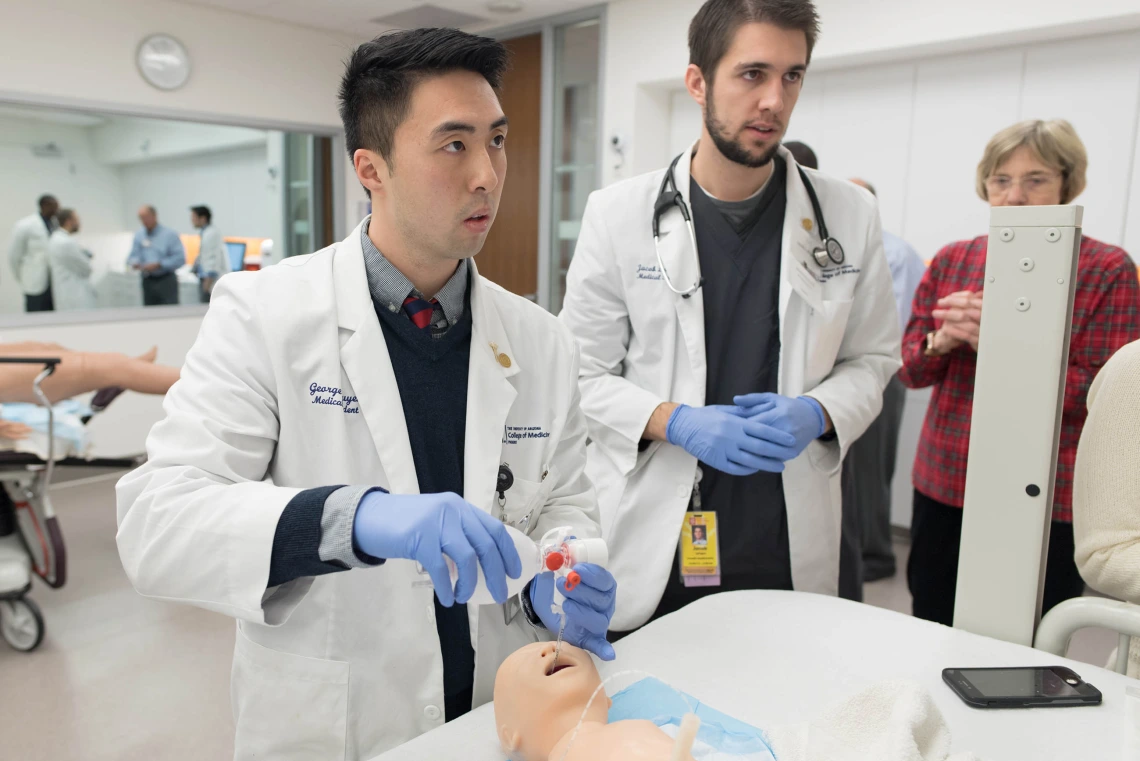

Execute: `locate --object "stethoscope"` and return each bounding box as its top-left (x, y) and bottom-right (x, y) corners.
top-left (652, 153), bottom-right (846, 298)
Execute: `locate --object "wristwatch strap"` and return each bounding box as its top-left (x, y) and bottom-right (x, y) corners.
top-left (924, 331), bottom-right (940, 357)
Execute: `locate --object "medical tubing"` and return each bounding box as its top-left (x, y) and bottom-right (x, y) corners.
top-left (555, 669), bottom-right (697, 761)
top-left (671, 713), bottom-right (701, 761)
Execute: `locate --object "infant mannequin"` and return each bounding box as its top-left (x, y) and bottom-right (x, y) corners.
top-left (494, 642), bottom-right (695, 761)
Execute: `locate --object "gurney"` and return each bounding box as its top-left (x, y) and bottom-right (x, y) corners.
top-left (0, 358), bottom-right (137, 652)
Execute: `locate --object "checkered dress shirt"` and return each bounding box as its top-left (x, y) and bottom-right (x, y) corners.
top-left (359, 220), bottom-right (468, 337)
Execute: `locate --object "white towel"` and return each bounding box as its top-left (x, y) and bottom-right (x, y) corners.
top-left (765, 680), bottom-right (980, 761)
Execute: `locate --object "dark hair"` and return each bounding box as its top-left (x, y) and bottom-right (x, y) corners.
top-left (38, 194), bottom-right (57, 209)
top-left (56, 208), bottom-right (75, 227)
top-left (191, 205), bottom-right (212, 223)
top-left (783, 140), bottom-right (818, 169)
top-left (689, 0), bottom-right (820, 80)
top-left (339, 28), bottom-right (509, 173)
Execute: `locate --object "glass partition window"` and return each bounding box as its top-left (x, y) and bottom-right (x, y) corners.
top-left (0, 102), bottom-right (333, 318)
top-left (549, 19), bottom-right (601, 313)
top-left (284, 133), bottom-right (335, 259)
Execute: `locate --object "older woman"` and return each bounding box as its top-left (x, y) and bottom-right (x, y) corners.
top-left (899, 119), bottom-right (1140, 625)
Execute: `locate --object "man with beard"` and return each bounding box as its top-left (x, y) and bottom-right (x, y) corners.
top-left (559, 0), bottom-right (901, 636)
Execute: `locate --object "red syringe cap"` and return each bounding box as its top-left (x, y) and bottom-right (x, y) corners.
top-left (564, 571), bottom-right (581, 591)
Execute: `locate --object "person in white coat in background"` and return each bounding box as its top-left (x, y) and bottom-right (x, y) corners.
top-left (116, 29), bottom-right (617, 761)
top-left (48, 208), bottom-right (97, 311)
top-left (559, 0), bottom-right (901, 636)
top-left (8, 194), bottom-right (58, 312)
top-left (190, 204), bottom-right (232, 303)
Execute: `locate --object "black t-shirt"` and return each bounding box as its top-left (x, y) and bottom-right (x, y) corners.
top-left (656, 157), bottom-right (793, 616)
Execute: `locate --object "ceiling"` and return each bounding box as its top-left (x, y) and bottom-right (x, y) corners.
top-left (176, 0), bottom-right (599, 37)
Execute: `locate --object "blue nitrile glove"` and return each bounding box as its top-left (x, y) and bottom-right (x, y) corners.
top-left (733, 393), bottom-right (827, 460)
top-left (530, 563), bottom-right (617, 661)
top-left (352, 491), bottom-right (523, 607)
top-left (666, 403), bottom-right (797, 476)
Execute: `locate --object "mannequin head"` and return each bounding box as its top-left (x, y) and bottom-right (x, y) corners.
top-left (494, 642), bottom-right (612, 761)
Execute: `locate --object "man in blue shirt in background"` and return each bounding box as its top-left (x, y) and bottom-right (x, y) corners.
top-left (848, 177), bottom-right (926, 583)
top-left (127, 205), bottom-right (185, 306)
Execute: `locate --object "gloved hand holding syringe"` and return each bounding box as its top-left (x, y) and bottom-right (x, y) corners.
top-left (353, 489), bottom-right (616, 659)
top-left (434, 521), bottom-right (616, 665)
top-left (532, 528), bottom-right (611, 672)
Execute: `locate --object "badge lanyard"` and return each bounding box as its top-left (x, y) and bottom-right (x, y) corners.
top-left (679, 466), bottom-right (720, 587)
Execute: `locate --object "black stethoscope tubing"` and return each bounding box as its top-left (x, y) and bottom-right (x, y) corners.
top-left (651, 153), bottom-right (845, 298)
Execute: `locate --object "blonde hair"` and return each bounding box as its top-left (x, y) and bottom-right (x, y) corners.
top-left (976, 119), bottom-right (1088, 204)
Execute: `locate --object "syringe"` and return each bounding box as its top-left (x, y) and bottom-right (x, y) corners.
top-left (540, 531), bottom-right (603, 675)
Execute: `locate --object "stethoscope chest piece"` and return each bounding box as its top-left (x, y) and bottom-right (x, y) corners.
top-left (811, 237), bottom-right (845, 268)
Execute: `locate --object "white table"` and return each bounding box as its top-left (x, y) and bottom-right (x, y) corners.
top-left (373, 591), bottom-right (1132, 761)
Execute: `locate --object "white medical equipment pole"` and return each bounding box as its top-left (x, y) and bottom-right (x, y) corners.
top-left (953, 205), bottom-right (1082, 647)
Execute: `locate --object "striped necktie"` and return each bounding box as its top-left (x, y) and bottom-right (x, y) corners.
top-left (403, 296), bottom-right (438, 332)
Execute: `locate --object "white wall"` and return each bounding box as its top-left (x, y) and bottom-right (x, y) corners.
top-left (0, 115), bottom-right (125, 314)
top-left (0, 0), bottom-right (351, 131)
top-left (640, 21), bottom-right (1140, 527)
top-left (603, 0), bottom-right (1140, 187)
top-left (119, 144), bottom-right (273, 239)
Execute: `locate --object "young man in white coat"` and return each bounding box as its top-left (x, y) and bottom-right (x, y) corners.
top-left (117, 29), bottom-right (617, 760)
top-left (559, 0), bottom-right (901, 635)
top-left (8, 194), bottom-right (58, 312)
top-left (48, 208), bottom-right (97, 311)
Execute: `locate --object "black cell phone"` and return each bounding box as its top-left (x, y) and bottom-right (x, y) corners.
top-left (943, 666), bottom-right (1102, 708)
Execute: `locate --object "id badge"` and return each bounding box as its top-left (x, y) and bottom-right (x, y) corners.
top-left (680, 511), bottom-right (720, 587)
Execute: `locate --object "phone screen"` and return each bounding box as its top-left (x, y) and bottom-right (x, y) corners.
top-left (959, 668), bottom-right (1082, 699)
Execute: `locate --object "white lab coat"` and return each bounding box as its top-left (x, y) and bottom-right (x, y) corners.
top-left (48, 229), bottom-right (96, 311)
top-left (8, 214), bottom-right (52, 296)
top-left (559, 145), bottom-right (901, 631)
top-left (116, 220), bottom-right (601, 760)
top-left (196, 224), bottom-right (232, 279)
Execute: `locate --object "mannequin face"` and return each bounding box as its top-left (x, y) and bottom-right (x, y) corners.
top-left (494, 642), bottom-right (612, 761)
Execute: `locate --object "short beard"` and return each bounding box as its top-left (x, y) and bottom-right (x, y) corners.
top-left (704, 89), bottom-right (779, 169)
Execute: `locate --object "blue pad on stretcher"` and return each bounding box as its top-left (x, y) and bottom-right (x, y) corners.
top-left (0, 401), bottom-right (91, 452)
top-left (608, 677), bottom-right (776, 760)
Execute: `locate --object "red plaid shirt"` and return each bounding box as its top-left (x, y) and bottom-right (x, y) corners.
top-left (899, 235), bottom-right (1140, 522)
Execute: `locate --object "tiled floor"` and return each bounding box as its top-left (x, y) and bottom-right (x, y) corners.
top-left (0, 471), bottom-right (1125, 760)
top-left (0, 469), bottom-right (236, 761)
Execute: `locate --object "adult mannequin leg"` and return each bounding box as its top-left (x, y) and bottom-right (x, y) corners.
top-left (0, 343), bottom-right (179, 404)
